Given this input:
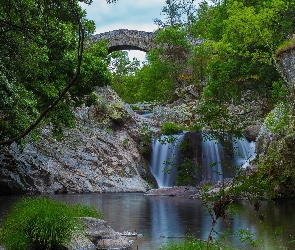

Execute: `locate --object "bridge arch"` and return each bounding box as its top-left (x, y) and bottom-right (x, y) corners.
top-left (89, 29), bottom-right (157, 54)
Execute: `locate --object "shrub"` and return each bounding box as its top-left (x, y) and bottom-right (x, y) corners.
top-left (158, 238), bottom-right (224, 250)
top-left (161, 122), bottom-right (182, 135)
top-left (0, 197), bottom-right (103, 250)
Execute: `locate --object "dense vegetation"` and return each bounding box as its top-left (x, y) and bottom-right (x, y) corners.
top-left (158, 238), bottom-right (226, 250)
top-left (111, 0), bottom-right (295, 195)
top-left (0, 0), bottom-right (116, 144)
top-left (109, 1), bottom-right (295, 246)
top-left (1, 0), bottom-right (295, 249)
top-left (0, 197), bottom-right (103, 250)
top-left (112, 0), bottom-right (294, 107)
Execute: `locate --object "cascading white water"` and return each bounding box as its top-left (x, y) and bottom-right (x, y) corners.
top-left (150, 132), bottom-right (256, 187)
top-left (232, 137), bottom-right (256, 168)
top-left (201, 134), bottom-right (256, 182)
top-left (150, 133), bottom-right (186, 188)
top-left (202, 134), bottom-right (223, 182)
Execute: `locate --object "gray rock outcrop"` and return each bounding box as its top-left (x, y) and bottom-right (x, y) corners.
top-left (0, 87), bottom-right (154, 194)
top-left (66, 218), bottom-right (132, 250)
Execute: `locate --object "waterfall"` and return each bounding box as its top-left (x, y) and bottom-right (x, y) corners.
top-left (202, 134), bottom-right (223, 182)
top-left (150, 132), bottom-right (256, 187)
top-left (150, 133), bottom-right (185, 188)
top-left (232, 137), bottom-right (256, 168)
top-left (140, 112), bottom-right (152, 119)
top-left (201, 134), bottom-right (256, 182)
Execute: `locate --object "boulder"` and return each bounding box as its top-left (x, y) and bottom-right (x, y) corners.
top-left (65, 231), bottom-right (96, 250)
top-left (243, 125), bottom-right (261, 142)
top-left (79, 217), bottom-right (132, 250)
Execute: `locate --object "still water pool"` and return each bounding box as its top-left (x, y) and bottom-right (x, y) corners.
top-left (1, 193), bottom-right (295, 250)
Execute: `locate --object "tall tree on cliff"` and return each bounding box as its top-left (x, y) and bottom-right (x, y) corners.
top-left (0, 0), bottom-right (117, 145)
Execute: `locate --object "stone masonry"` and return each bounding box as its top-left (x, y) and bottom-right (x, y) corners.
top-left (89, 29), bottom-right (203, 53)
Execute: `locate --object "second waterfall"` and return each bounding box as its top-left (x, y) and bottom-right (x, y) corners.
top-left (150, 132), bottom-right (256, 188)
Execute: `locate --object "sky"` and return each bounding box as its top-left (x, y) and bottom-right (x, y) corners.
top-left (79, 0), bottom-right (167, 62)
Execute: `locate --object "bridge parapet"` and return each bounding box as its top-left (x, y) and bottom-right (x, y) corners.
top-left (89, 29), bottom-right (204, 53)
top-left (90, 29), bottom-right (157, 53)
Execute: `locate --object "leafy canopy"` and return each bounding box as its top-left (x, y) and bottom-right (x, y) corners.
top-left (0, 0), bottom-right (115, 144)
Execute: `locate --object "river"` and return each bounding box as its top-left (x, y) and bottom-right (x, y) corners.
top-left (1, 193), bottom-right (295, 250)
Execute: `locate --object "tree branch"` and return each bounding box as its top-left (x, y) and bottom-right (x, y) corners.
top-left (0, 0), bottom-right (84, 146)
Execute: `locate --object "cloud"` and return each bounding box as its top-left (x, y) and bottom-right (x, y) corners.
top-left (94, 23), bottom-right (157, 34)
top-left (80, 0), bottom-right (165, 33)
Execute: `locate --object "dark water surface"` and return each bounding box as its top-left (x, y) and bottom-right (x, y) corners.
top-left (1, 193), bottom-right (295, 250)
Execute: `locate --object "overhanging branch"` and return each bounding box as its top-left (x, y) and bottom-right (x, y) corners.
top-left (0, 0), bottom-right (84, 146)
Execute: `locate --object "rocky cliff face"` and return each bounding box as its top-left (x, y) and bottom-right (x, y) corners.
top-left (277, 43), bottom-right (295, 85)
top-left (0, 87), bottom-right (156, 194)
top-left (256, 45), bottom-right (295, 149)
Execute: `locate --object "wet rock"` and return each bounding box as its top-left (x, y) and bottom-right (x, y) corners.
top-left (80, 217), bottom-right (132, 250)
top-left (243, 125), bottom-right (261, 142)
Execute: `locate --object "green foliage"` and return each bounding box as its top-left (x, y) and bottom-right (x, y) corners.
top-left (176, 158), bottom-right (199, 186)
top-left (151, 26), bottom-right (192, 92)
top-left (70, 202), bottom-right (104, 219)
top-left (257, 138), bottom-right (295, 198)
top-left (158, 238), bottom-right (225, 250)
top-left (109, 51), bottom-right (140, 76)
top-left (192, 1), bottom-right (228, 41)
top-left (154, 0), bottom-right (197, 28)
top-left (72, 41), bottom-right (111, 106)
top-left (131, 105), bottom-right (141, 111)
top-left (85, 92), bottom-right (100, 107)
top-left (276, 34), bottom-right (295, 56)
top-left (139, 123), bottom-right (154, 154)
top-left (122, 139), bottom-right (130, 148)
top-left (0, 197), bottom-right (103, 250)
top-left (161, 122), bottom-right (182, 135)
top-left (234, 228), bottom-right (258, 247)
top-left (255, 107), bottom-right (295, 198)
top-left (0, 0), bottom-right (111, 142)
top-left (270, 80), bottom-right (288, 104)
top-left (187, 0), bottom-right (295, 145)
top-left (264, 103), bottom-right (291, 134)
top-left (111, 53), bottom-right (175, 103)
top-left (111, 24), bottom-right (195, 103)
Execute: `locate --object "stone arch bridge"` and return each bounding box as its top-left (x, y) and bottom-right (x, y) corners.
top-left (89, 29), bottom-right (203, 54)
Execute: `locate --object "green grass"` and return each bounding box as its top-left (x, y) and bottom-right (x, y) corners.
top-left (158, 238), bottom-right (234, 250)
top-left (0, 197), bottom-right (104, 250)
top-left (161, 122), bottom-right (182, 135)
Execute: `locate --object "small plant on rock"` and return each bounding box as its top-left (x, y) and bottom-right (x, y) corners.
top-left (161, 122), bottom-right (182, 135)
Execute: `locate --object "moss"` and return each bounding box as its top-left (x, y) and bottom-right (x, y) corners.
top-left (276, 34), bottom-right (295, 58)
top-left (161, 122), bottom-right (182, 135)
top-left (108, 101), bottom-right (130, 121)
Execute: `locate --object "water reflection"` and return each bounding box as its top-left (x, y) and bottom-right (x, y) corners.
top-left (1, 193), bottom-right (295, 250)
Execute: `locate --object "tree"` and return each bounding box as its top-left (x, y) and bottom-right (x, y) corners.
top-left (193, 0), bottom-right (295, 133)
top-left (154, 0), bottom-right (197, 31)
top-left (0, 0), bottom-right (117, 145)
top-left (110, 51), bottom-right (175, 103)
